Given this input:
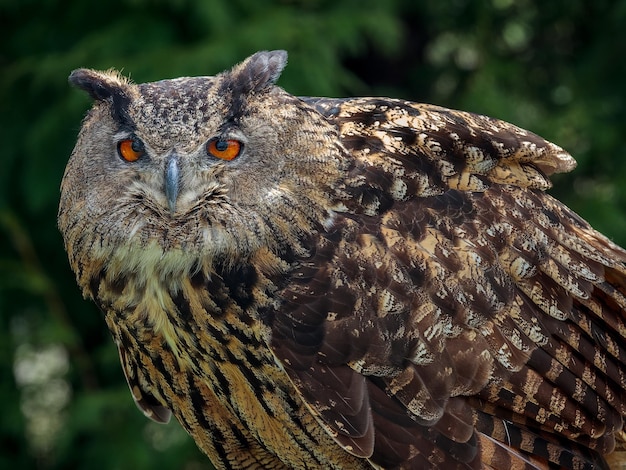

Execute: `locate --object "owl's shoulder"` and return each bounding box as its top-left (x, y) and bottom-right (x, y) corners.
top-left (303, 96), bottom-right (575, 201)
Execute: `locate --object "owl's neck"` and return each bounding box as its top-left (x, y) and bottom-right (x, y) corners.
top-left (93, 241), bottom-right (291, 364)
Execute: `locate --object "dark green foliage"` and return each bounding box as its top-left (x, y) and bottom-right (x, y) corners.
top-left (1, 1), bottom-right (625, 468)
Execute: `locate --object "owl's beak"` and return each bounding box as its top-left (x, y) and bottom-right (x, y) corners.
top-left (165, 153), bottom-right (180, 214)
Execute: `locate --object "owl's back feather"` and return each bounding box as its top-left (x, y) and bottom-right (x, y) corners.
top-left (269, 96), bottom-right (626, 468)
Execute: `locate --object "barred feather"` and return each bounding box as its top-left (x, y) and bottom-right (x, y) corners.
top-left (60, 51), bottom-right (626, 469)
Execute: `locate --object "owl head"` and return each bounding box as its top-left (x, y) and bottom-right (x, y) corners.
top-left (59, 51), bottom-right (348, 293)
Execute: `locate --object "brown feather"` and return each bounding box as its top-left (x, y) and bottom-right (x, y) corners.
top-left (60, 52), bottom-right (626, 469)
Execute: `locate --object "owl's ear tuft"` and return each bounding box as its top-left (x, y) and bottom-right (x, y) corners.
top-left (69, 69), bottom-right (135, 125)
top-left (69, 68), bottom-right (133, 101)
top-left (226, 50), bottom-right (288, 95)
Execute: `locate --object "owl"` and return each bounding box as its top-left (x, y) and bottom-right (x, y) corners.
top-left (59, 50), bottom-right (626, 469)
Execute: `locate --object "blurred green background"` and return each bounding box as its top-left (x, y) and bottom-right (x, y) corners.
top-left (2, 0), bottom-right (626, 469)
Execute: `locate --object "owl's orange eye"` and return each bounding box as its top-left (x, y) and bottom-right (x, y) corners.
top-left (118, 138), bottom-right (145, 162)
top-left (207, 138), bottom-right (242, 161)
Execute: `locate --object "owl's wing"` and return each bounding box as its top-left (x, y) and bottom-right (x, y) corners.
top-left (271, 97), bottom-right (626, 469)
top-left (117, 342), bottom-right (172, 423)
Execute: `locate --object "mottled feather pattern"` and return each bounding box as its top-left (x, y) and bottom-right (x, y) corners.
top-left (59, 51), bottom-right (626, 469)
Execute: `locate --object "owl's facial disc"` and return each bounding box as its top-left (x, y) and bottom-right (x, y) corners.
top-left (164, 152), bottom-right (180, 214)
